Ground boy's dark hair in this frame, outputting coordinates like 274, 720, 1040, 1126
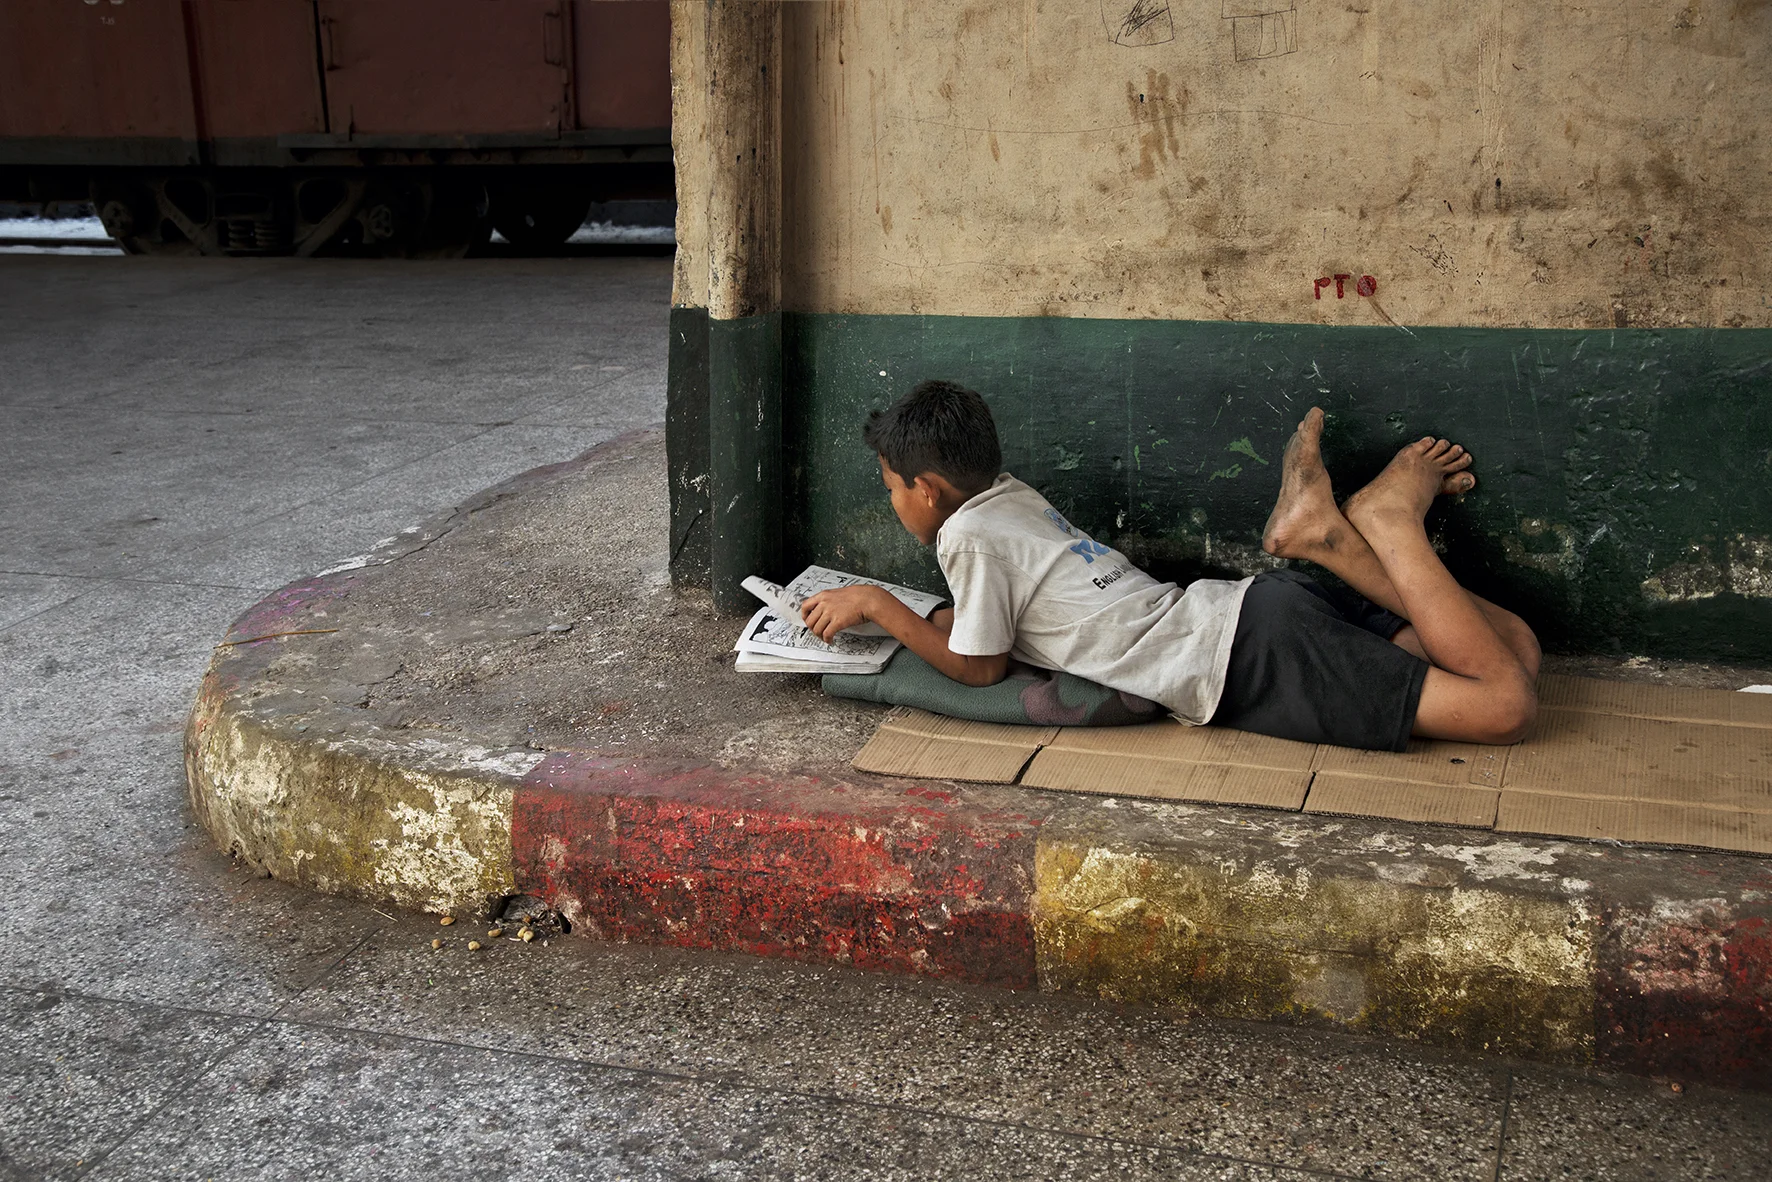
863, 379, 1002, 495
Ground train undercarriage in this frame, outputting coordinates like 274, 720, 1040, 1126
39, 163, 667, 259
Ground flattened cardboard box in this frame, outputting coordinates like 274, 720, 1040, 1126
853, 710, 1056, 784
1023, 720, 1315, 809
849, 676, 1772, 857
1306, 739, 1508, 829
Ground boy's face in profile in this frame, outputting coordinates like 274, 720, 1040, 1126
879, 455, 947, 545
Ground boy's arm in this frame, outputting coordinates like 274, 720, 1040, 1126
800, 587, 1009, 687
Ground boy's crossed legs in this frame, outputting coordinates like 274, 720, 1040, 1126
1260, 408, 1540, 745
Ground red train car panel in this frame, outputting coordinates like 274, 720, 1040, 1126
0, 0, 197, 144
190, 0, 326, 139
315, 0, 569, 136
574, 0, 670, 130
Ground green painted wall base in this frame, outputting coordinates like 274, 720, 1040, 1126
666, 306, 711, 585
669, 310, 1772, 662
708, 311, 784, 613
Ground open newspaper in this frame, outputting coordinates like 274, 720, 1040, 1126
734, 565, 945, 674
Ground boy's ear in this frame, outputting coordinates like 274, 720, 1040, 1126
910, 474, 942, 506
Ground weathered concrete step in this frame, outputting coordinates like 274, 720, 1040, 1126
184, 434, 1772, 1092
188, 684, 1772, 1088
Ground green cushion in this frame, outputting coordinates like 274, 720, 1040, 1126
822, 648, 1163, 726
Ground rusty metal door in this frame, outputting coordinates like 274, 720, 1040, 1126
314, 0, 570, 138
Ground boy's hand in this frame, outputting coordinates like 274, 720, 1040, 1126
800, 585, 886, 643
802, 585, 1006, 686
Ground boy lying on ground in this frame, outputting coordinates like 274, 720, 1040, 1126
799, 380, 1541, 752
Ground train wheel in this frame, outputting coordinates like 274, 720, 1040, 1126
358, 179, 489, 259
489, 182, 591, 249
94, 192, 150, 254
92, 180, 212, 256
414, 180, 492, 258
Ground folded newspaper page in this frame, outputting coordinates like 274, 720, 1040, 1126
734, 565, 946, 673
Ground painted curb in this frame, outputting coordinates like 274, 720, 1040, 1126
184, 451, 1772, 1091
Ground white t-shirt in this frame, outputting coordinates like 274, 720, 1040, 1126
938, 474, 1252, 725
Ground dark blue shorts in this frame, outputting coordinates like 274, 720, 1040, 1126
1208, 569, 1427, 752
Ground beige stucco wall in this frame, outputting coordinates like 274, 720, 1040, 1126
676, 0, 1770, 329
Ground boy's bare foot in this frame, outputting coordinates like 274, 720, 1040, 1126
1262, 411, 1473, 562
1261, 408, 1352, 561
1344, 436, 1476, 532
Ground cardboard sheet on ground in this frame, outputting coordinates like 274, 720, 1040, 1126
852, 674, 1772, 856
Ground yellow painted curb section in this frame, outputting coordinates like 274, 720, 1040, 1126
185, 679, 518, 916
1032, 838, 1595, 1063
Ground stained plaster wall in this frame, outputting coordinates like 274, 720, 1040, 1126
681, 0, 1770, 328
670, 0, 1772, 659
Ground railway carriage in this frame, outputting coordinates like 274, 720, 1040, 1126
0, 0, 672, 255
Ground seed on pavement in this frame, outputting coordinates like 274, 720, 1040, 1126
439, 916, 455, 926
468, 941, 483, 951
520, 928, 536, 943
431, 939, 443, 950
487, 927, 504, 939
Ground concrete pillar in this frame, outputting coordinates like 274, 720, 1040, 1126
704, 0, 782, 612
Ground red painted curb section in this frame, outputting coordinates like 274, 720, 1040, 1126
509, 750, 1772, 1090
1598, 903, 1772, 1090
512, 754, 1041, 989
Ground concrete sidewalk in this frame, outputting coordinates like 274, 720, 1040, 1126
187, 428, 1772, 1092
10, 254, 1772, 1179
